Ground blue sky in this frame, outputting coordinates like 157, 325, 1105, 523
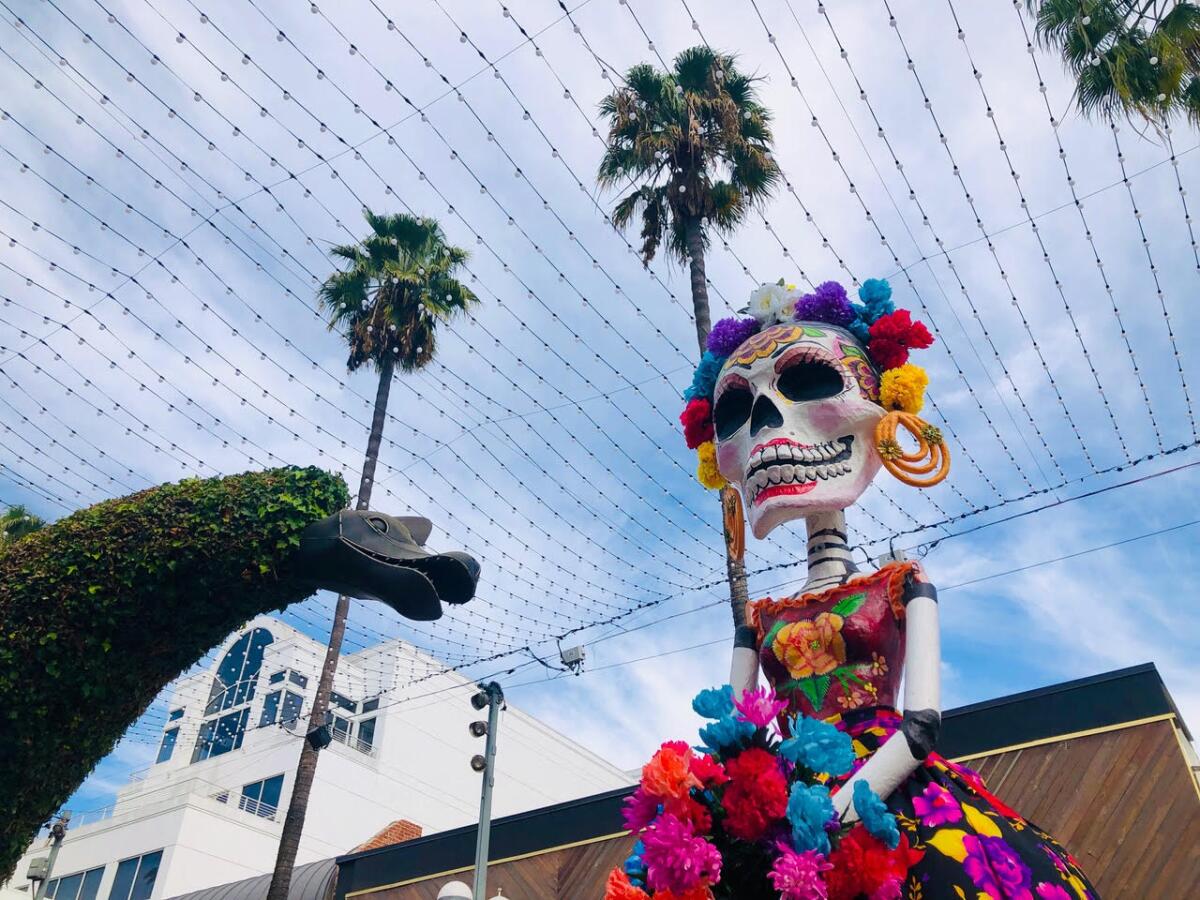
2, 0, 1197, 821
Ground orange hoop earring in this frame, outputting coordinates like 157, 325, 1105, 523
721, 485, 746, 563
875, 411, 951, 487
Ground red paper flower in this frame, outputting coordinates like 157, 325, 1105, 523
867, 310, 933, 371
689, 753, 730, 788
827, 827, 922, 900
680, 397, 715, 449
721, 748, 789, 842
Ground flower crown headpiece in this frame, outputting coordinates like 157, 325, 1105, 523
680, 278, 946, 490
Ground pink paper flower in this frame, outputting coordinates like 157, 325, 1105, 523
912, 782, 962, 827
733, 685, 788, 728
768, 845, 832, 900
641, 813, 722, 895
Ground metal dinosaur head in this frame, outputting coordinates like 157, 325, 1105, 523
294, 510, 480, 621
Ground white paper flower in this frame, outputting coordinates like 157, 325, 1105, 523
748, 281, 793, 325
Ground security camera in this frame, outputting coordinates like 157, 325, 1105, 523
470, 754, 487, 772
469, 720, 488, 738
470, 690, 489, 710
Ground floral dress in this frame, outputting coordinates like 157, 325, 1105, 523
748, 562, 1100, 899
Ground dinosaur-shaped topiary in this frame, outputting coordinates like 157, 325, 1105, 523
0, 466, 478, 877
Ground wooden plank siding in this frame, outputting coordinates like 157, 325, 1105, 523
361, 719, 1198, 900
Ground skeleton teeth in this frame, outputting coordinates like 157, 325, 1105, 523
776, 444, 794, 462
762, 445, 778, 464
817, 465, 829, 480
805, 466, 818, 481
753, 469, 770, 490
767, 465, 782, 484
841, 461, 852, 474
779, 464, 795, 481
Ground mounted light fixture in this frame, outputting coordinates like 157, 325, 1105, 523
470, 754, 487, 772
469, 720, 488, 738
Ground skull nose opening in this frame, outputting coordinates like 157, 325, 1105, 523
750, 394, 784, 436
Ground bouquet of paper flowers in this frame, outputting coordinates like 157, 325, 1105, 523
604, 685, 922, 900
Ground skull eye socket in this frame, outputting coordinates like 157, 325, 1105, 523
777, 359, 844, 402
367, 516, 389, 534
713, 387, 753, 440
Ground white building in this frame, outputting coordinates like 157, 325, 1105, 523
8, 616, 631, 900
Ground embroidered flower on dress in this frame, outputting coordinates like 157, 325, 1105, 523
772, 613, 846, 679
963, 834, 1033, 900
911, 782, 962, 827
837, 685, 872, 710
1034, 884, 1072, 900
869, 652, 888, 676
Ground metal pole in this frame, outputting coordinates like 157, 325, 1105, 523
471, 683, 503, 900
34, 814, 69, 900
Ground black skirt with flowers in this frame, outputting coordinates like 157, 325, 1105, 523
831, 707, 1099, 900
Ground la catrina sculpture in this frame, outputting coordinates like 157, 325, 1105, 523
607, 281, 1098, 900
0, 466, 479, 877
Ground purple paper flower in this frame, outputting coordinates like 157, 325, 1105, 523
768, 845, 831, 900
963, 835, 1033, 900
707, 316, 761, 356
733, 685, 788, 728
912, 782, 962, 827
640, 813, 722, 894
794, 281, 854, 327
621, 786, 660, 833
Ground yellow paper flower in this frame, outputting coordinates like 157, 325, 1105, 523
880, 363, 928, 414
696, 441, 727, 490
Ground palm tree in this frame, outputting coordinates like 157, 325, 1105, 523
266, 210, 477, 900
1025, 1, 1200, 126
597, 46, 779, 627
0, 505, 45, 546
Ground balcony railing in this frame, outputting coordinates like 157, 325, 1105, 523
212, 791, 278, 821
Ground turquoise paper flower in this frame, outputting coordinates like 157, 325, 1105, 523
786, 782, 834, 855
778, 715, 856, 777
698, 714, 755, 753
853, 780, 900, 849
692, 685, 735, 720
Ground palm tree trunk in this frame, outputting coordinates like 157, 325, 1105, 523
684, 217, 750, 629
266, 357, 395, 900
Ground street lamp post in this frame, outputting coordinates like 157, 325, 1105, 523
469, 682, 504, 900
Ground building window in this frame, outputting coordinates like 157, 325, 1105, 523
192, 708, 249, 762
329, 691, 356, 713
328, 714, 352, 745
357, 717, 376, 751
361, 697, 379, 713
268, 670, 285, 685
259, 691, 281, 727
239, 774, 284, 819
287, 671, 308, 689
168, 708, 184, 722
45, 867, 104, 900
155, 728, 178, 764
203, 628, 273, 716
280, 691, 304, 730
107, 851, 162, 900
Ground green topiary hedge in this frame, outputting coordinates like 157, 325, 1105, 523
0, 466, 349, 877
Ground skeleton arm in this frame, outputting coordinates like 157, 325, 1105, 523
730, 625, 760, 698
832, 566, 940, 822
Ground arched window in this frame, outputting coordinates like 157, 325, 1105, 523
192, 627, 273, 763
204, 627, 273, 715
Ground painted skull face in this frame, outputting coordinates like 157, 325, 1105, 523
713, 323, 884, 539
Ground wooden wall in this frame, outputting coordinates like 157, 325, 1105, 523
969, 717, 1199, 897
362, 718, 1199, 899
